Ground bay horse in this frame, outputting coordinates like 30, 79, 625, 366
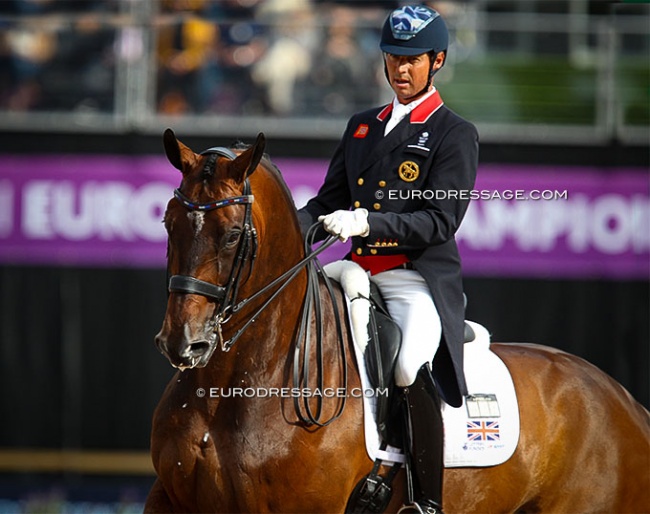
146, 129, 650, 513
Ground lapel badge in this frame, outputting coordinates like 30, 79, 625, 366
418, 131, 429, 145
398, 160, 419, 182
353, 124, 369, 138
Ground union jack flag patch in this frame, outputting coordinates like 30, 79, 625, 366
467, 420, 500, 441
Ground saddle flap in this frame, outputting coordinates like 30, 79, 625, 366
364, 282, 402, 392
364, 282, 403, 446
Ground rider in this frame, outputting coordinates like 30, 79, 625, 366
297, 5, 478, 513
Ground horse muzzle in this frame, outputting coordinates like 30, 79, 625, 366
154, 330, 217, 370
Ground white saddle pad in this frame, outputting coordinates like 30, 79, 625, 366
352, 317, 520, 468
324, 261, 520, 468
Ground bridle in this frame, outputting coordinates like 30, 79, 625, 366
168, 147, 258, 347
167, 146, 346, 426
167, 148, 337, 344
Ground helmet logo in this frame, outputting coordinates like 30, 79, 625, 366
390, 6, 439, 41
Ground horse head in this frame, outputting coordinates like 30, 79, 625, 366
155, 128, 268, 370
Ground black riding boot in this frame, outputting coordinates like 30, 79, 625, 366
399, 363, 444, 514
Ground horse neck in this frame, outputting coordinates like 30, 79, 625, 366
250, 161, 306, 280
217, 163, 307, 373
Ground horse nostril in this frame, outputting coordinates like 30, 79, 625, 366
188, 340, 211, 357
155, 334, 167, 355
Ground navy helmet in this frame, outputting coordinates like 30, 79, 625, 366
380, 5, 448, 57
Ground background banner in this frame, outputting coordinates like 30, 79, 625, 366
0, 156, 647, 279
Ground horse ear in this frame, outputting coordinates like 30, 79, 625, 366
163, 128, 183, 171
163, 128, 197, 174
230, 133, 266, 181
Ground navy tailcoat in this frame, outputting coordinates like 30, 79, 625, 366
298, 91, 479, 407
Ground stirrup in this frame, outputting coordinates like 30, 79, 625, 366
397, 501, 444, 514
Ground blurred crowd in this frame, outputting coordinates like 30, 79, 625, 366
1, 0, 428, 117
1, 1, 647, 124
155, 0, 396, 117
0, 0, 120, 113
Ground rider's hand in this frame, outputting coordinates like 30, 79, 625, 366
318, 208, 369, 243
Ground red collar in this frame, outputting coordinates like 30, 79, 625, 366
411, 90, 444, 123
376, 90, 444, 123
377, 103, 392, 122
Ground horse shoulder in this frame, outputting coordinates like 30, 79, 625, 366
150, 380, 223, 511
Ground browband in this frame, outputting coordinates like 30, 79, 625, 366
173, 187, 254, 212
200, 146, 238, 160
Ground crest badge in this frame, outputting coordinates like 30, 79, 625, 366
353, 124, 369, 138
398, 161, 419, 182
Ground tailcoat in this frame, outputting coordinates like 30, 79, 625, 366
298, 91, 478, 407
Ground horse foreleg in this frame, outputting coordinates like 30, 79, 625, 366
144, 478, 177, 513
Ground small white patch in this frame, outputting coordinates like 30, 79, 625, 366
203, 432, 209, 443
187, 211, 205, 236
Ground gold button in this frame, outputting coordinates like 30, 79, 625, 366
373, 203, 381, 210
357, 178, 364, 186
370, 249, 378, 255
379, 180, 386, 187
353, 201, 360, 208
356, 248, 362, 255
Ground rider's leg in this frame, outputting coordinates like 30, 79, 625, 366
370, 269, 445, 513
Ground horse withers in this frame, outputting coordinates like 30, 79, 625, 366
145, 129, 650, 513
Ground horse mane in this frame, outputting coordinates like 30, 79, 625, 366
230, 140, 297, 218
230, 140, 282, 176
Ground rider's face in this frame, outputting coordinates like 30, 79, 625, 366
384, 51, 443, 104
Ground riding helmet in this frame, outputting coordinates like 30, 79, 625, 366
380, 5, 448, 56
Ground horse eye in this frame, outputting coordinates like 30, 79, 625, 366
224, 230, 241, 248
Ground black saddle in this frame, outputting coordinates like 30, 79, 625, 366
364, 282, 403, 447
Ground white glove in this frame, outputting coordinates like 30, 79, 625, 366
318, 208, 370, 243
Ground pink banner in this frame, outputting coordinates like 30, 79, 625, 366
0, 155, 647, 279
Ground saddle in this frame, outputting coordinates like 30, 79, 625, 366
363, 281, 403, 447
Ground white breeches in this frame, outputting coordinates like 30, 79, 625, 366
370, 269, 442, 387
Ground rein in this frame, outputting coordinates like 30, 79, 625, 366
292, 224, 348, 426
168, 148, 348, 426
